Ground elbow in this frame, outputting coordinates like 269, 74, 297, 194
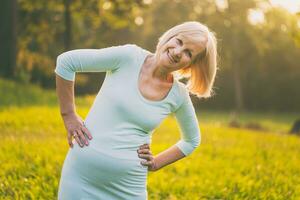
56, 51, 74, 68
176, 131, 201, 157
190, 128, 201, 148
191, 133, 201, 150
55, 54, 64, 71
56, 53, 66, 67
189, 130, 201, 154
54, 53, 75, 81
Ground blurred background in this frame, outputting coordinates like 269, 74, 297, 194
1, 0, 300, 199
1, 0, 300, 112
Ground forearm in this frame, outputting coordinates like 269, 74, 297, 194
154, 145, 186, 171
55, 74, 76, 117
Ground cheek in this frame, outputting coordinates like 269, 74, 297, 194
182, 56, 191, 65
157, 51, 166, 63
162, 51, 171, 63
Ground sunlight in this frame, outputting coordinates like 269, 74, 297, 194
102, 2, 112, 10
248, 9, 265, 25
270, 0, 300, 14
135, 16, 144, 26
215, 0, 228, 11
143, 0, 152, 5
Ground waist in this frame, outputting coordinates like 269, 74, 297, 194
82, 136, 150, 160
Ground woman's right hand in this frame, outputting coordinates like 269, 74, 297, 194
62, 113, 93, 148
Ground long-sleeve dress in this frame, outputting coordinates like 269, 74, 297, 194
54, 44, 201, 200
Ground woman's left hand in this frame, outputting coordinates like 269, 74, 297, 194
137, 144, 158, 172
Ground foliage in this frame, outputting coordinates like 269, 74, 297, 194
2, 0, 300, 110
0, 78, 93, 108
137, 0, 300, 111
15, 0, 148, 88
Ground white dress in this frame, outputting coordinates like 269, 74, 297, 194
54, 44, 201, 200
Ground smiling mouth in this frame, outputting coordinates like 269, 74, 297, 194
167, 50, 176, 63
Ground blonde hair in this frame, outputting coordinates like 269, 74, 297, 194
155, 21, 218, 99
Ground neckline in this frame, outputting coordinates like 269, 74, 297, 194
136, 51, 177, 105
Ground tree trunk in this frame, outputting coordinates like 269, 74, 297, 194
232, 59, 244, 112
64, 0, 72, 50
0, 0, 18, 78
232, 28, 244, 112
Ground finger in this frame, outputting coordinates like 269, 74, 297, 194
140, 143, 149, 149
74, 129, 86, 146
67, 132, 73, 148
77, 129, 88, 146
73, 131, 83, 147
81, 126, 93, 140
74, 134, 82, 147
139, 145, 150, 151
138, 154, 152, 161
140, 143, 148, 147
141, 160, 151, 166
138, 149, 151, 154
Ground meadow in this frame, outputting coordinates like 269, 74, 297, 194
0, 78, 299, 200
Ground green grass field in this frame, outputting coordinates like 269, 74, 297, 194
1, 78, 300, 199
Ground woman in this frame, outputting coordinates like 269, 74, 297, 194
55, 21, 218, 199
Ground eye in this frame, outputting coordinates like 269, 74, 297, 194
176, 38, 183, 45
176, 38, 192, 58
184, 50, 192, 58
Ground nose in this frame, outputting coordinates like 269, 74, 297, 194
173, 47, 183, 60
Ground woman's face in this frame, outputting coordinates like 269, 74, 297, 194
158, 35, 205, 72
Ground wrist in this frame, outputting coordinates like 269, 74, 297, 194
61, 111, 76, 118
61, 112, 78, 124
153, 157, 160, 171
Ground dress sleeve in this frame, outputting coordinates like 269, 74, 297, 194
173, 88, 201, 156
54, 44, 132, 81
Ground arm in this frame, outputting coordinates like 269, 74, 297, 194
56, 74, 75, 117
151, 145, 186, 171
172, 89, 201, 157
55, 44, 131, 81
56, 75, 92, 148
55, 45, 131, 147
138, 89, 201, 171
138, 143, 185, 171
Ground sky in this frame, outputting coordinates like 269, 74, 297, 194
247, 0, 300, 25
270, 0, 300, 14
214, 0, 300, 14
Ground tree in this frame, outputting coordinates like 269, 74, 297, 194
64, 0, 72, 50
0, 0, 18, 78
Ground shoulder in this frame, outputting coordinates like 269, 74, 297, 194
177, 81, 190, 102
112, 43, 147, 61
120, 44, 153, 69
173, 80, 191, 108
120, 43, 139, 50
170, 80, 191, 112
117, 43, 143, 53
125, 44, 152, 57
107, 43, 138, 55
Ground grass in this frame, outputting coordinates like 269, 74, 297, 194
0, 78, 299, 199
0, 78, 94, 109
